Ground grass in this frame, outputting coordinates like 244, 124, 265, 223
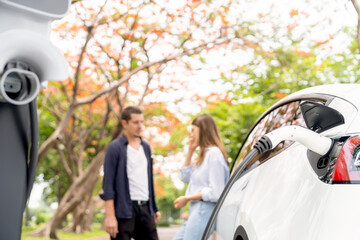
21, 223, 107, 240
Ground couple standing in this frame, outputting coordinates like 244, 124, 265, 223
100, 106, 230, 240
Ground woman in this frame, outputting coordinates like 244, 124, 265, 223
173, 114, 230, 240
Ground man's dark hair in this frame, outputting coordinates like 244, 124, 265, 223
121, 106, 142, 122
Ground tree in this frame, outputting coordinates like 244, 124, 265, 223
31, 0, 259, 238
201, 6, 360, 165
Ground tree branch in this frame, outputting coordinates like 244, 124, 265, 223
38, 106, 75, 162
72, 25, 94, 101
74, 37, 232, 106
73, 0, 108, 100
56, 144, 75, 181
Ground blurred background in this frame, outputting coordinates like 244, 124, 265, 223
23, 0, 360, 238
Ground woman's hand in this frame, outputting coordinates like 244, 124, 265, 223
188, 134, 198, 151
174, 196, 189, 208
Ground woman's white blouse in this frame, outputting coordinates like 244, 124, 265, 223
180, 147, 230, 202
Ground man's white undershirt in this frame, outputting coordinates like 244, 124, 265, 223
127, 145, 149, 201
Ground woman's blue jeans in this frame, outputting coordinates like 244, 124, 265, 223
173, 201, 216, 240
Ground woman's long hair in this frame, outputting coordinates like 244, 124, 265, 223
192, 114, 228, 166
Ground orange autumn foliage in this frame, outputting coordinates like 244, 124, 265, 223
290, 9, 299, 16
292, 50, 313, 58
273, 92, 287, 99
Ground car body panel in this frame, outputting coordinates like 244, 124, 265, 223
287, 84, 360, 108
212, 84, 360, 240
217, 143, 360, 240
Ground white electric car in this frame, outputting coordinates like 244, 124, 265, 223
203, 84, 360, 240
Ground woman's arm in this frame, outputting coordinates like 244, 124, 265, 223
201, 149, 229, 202
174, 192, 202, 208
183, 147, 195, 167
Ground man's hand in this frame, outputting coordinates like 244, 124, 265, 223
154, 211, 161, 223
174, 196, 189, 208
105, 215, 118, 238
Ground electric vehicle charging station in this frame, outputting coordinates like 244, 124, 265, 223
0, 0, 70, 238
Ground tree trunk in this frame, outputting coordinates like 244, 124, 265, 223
27, 151, 105, 239
72, 200, 88, 233
82, 197, 97, 232
63, 191, 97, 233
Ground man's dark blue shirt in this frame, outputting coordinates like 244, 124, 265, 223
100, 134, 158, 218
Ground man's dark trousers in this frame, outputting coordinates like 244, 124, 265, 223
111, 201, 158, 240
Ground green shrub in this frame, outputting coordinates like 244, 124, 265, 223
94, 213, 104, 223
157, 221, 170, 227
35, 212, 51, 225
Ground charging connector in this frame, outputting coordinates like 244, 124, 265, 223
0, 61, 40, 105
263, 125, 333, 156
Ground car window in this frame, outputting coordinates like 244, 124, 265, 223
232, 101, 307, 174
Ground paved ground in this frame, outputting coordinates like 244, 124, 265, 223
89, 225, 181, 240
157, 226, 181, 240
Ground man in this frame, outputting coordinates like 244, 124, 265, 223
100, 106, 161, 240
